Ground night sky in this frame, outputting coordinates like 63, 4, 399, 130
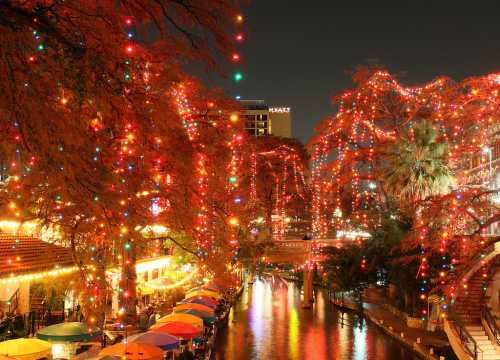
217, 1, 500, 143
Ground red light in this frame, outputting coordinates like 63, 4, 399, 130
126, 45, 133, 53
235, 33, 244, 42
28, 56, 35, 62
125, 18, 132, 25
232, 53, 240, 61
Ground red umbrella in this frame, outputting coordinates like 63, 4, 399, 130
151, 322, 202, 340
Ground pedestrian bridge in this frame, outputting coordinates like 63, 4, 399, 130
263, 238, 344, 264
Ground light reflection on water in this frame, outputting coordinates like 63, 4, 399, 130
215, 277, 418, 360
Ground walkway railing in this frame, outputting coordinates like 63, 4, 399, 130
446, 242, 500, 360
448, 311, 482, 360
482, 305, 500, 347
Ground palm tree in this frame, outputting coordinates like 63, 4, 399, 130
379, 120, 455, 209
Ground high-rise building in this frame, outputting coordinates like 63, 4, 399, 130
239, 100, 292, 138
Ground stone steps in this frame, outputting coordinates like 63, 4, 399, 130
465, 324, 500, 359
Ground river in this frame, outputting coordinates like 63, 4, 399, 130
214, 276, 419, 360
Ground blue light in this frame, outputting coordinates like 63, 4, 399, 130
235, 95, 241, 100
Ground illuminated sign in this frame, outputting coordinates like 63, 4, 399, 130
269, 107, 291, 113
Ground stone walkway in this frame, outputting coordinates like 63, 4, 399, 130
330, 295, 452, 360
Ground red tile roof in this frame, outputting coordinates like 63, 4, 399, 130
0, 234, 74, 278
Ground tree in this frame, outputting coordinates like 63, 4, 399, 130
241, 136, 309, 240
311, 68, 499, 317
379, 120, 455, 212
0, 0, 244, 327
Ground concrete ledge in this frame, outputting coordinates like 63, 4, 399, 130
363, 308, 442, 360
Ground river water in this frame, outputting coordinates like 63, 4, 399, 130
214, 276, 419, 360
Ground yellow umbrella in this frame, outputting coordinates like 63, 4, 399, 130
153, 313, 203, 329
174, 303, 214, 315
185, 290, 221, 300
0, 339, 51, 360
0, 354, 15, 360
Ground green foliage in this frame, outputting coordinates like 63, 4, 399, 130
380, 120, 455, 208
323, 244, 374, 295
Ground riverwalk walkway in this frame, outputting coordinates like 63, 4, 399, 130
331, 296, 451, 360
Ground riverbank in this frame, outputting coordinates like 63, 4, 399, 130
330, 297, 453, 360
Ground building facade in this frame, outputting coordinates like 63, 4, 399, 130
239, 100, 292, 138
458, 123, 500, 236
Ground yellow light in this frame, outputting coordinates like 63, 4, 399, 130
8, 202, 16, 209
0, 266, 78, 284
230, 114, 239, 123
236, 14, 243, 23
60, 97, 68, 105
120, 226, 128, 234
229, 217, 239, 226
135, 256, 171, 274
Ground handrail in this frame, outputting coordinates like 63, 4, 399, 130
482, 305, 500, 347
7, 288, 19, 314
449, 311, 482, 360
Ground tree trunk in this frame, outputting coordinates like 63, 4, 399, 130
120, 242, 137, 327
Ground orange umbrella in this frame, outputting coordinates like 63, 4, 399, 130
174, 303, 214, 315
99, 342, 163, 360
151, 322, 202, 340
153, 313, 203, 329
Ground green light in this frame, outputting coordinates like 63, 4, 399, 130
124, 242, 132, 250
234, 72, 243, 82
37, 44, 45, 51
229, 176, 238, 184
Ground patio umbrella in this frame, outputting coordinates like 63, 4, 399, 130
154, 313, 203, 329
127, 331, 180, 351
151, 322, 201, 340
0, 338, 51, 360
183, 295, 218, 307
99, 342, 163, 360
181, 296, 217, 309
175, 309, 215, 324
0, 355, 15, 360
37, 322, 101, 342
174, 303, 214, 315
204, 283, 227, 291
185, 289, 221, 300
